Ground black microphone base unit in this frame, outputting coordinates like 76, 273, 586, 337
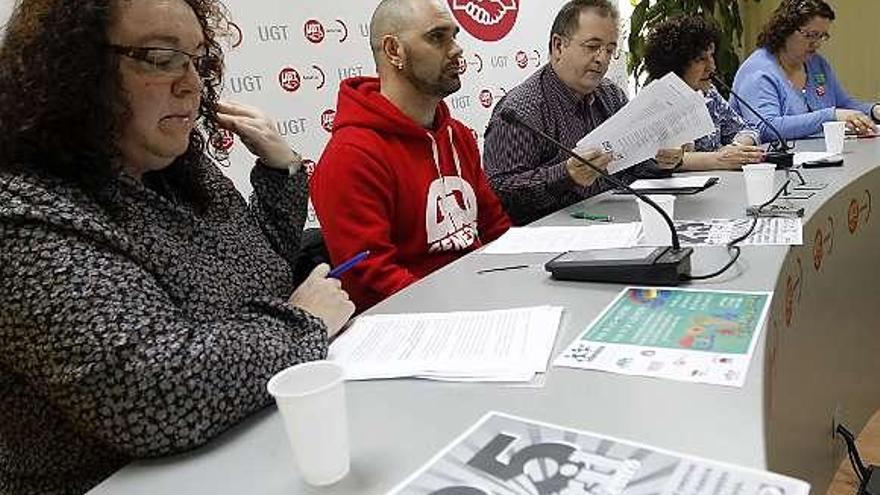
545, 247, 693, 286
763, 151, 794, 170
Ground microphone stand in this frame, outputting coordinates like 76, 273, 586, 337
500, 108, 693, 285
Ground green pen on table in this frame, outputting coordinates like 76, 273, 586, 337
570, 210, 614, 222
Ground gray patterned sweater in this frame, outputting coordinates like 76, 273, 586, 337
0, 160, 328, 494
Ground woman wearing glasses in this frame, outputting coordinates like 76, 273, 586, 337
0, 0, 354, 493
731, 0, 879, 141
644, 16, 765, 170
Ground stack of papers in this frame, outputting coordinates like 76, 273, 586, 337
482, 224, 642, 254
328, 306, 563, 382
575, 73, 716, 174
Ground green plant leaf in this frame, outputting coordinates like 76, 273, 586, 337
626, 0, 761, 91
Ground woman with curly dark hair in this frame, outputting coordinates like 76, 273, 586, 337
645, 15, 764, 171
0, 0, 354, 493
731, 0, 879, 141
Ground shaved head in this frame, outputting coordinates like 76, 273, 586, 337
369, 0, 463, 103
369, 0, 418, 56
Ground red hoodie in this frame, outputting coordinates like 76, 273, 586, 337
312, 77, 511, 310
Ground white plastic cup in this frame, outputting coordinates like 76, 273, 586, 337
637, 195, 676, 246
824, 121, 846, 154
267, 360, 349, 486
742, 163, 777, 206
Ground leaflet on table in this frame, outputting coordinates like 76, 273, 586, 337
388, 411, 810, 495
328, 306, 563, 382
554, 287, 772, 387
668, 218, 803, 246
574, 73, 716, 174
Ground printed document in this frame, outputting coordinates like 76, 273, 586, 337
575, 73, 716, 174
555, 287, 772, 387
389, 412, 810, 495
329, 306, 563, 382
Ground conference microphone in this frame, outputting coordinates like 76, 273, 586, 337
711, 74, 794, 170
499, 108, 693, 286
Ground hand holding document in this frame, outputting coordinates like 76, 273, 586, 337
328, 306, 563, 382
575, 73, 716, 174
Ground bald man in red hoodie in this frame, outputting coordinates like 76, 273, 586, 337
312, 0, 511, 311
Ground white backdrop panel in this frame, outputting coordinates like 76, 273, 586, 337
216, 0, 633, 222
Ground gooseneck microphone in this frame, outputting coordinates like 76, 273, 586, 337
499, 108, 693, 285
711, 74, 794, 169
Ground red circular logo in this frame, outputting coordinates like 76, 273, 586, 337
321, 109, 336, 133
279, 68, 302, 92
211, 129, 235, 152
784, 275, 795, 327
515, 50, 529, 69
812, 229, 824, 271
479, 89, 493, 108
448, 0, 519, 42
304, 20, 325, 44
848, 199, 860, 233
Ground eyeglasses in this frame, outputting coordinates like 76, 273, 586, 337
108, 44, 220, 78
797, 29, 831, 42
564, 36, 621, 60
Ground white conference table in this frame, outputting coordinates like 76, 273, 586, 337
90, 137, 880, 494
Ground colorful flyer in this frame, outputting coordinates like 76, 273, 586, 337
388, 411, 809, 495
554, 287, 772, 387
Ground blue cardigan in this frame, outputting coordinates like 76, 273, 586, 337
730, 47, 877, 141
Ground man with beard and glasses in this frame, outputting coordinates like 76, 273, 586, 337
483, 0, 682, 226
311, 0, 510, 311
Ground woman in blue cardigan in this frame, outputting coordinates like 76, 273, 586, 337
731, 0, 879, 141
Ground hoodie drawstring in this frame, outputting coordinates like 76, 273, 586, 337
427, 133, 456, 233
447, 126, 463, 178
428, 129, 467, 235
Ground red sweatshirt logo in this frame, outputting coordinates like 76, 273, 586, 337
448, 0, 519, 42
426, 177, 478, 252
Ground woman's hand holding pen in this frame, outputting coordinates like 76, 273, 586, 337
290, 264, 355, 337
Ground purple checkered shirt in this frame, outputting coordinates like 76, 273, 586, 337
483, 64, 666, 225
